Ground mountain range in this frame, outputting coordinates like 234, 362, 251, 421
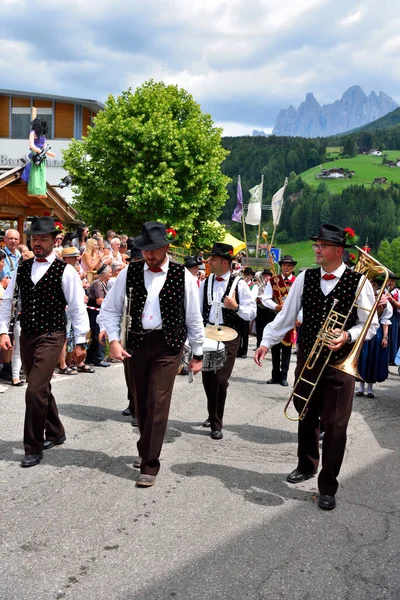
268, 86, 398, 138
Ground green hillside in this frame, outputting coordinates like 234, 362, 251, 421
278, 240, 316, 269
300, 151, 400, 192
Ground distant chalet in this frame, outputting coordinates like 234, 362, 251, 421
358, 148, 383, 156
373, 177, 388, 184
316, 168, 355, 180
383, 158, 400, 168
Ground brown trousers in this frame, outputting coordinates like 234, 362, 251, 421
20, 331, 66, 455
293, 349, 355, 496
125, 331, 183, 476
202, 335, 240, 431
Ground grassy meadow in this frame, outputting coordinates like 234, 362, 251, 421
301, 151, 400, 192
278, 240, 316, 270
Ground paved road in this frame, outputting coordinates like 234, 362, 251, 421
1, 340, 399, 600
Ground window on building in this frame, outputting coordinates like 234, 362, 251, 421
11, 107, 53, 139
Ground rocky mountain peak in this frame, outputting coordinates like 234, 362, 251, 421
271, 86, 398, 137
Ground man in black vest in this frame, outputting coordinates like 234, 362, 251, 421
0, 217, 89, 467
200, 243, 257, 439
261, 255, 297, 386
99, 222, 205, 487
254, 224, 378, 510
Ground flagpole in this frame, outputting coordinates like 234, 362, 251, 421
270, 176, 287, 248
255, 174, 264, 258
239, 175, 248, 255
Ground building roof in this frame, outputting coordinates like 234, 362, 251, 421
0, 165, 77, 223
0, 88, 104, 114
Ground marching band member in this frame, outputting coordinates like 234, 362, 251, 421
255, 268, 273, 348
356, 280, 392, 398
200, 243, 256, 439
0, 217, 89, 467
386, 273, 400, 365
98, 222, 204, 487
255, 224, 378, 510
237, 266, 258, 358
261, 255, 297, 386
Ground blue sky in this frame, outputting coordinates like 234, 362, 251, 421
1, 0, 400, 135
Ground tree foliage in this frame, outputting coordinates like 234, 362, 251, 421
63, 81, 230, 245
378, 237, 400, 276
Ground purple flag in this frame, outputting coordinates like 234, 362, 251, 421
232, 179, 243, 222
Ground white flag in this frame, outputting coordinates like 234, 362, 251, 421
271, 179, 288, 226
245, 183, 262, 225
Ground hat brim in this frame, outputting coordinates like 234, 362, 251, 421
309, 235, 352, 248
210, 252, 233, 259
24, 227, 57, 235
133, 235, 169, 250
279, 260, 297, 266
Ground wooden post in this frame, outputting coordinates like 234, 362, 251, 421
255, 174, 264, 258
239, 175, 248, 256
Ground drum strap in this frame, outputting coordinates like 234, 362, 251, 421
207, 274, 241, 326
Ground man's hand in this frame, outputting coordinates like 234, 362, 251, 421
254, 345, 269, 366
1, 277, 10, 289
275, 304, 282, 312
98, 330, 108, 345
0, 333, 13, 351
188, 358, 203, 375
73, 344, 87, 364
327, 329, 348, 351
109, 340, 131, 361
224, 296, 238, 311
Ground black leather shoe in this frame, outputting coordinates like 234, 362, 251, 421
43, 435, 66, 450
267, 379, 279, 384
210, 430, 223, 440
122, 407, 131, 416
287, 468, 316, 483
202, 418, 211, 428
318, 494, 336, 510
280, 380, 289, 386
21, 453, 43, 468
131, 417, 138, 427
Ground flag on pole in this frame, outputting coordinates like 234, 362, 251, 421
271, 178, 288, 226
231, 178, 243, 222
245, 183, 262, 225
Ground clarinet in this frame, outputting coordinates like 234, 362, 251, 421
120, 287, 133, 350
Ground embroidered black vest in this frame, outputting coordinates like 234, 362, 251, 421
299, 267, 362, 363
202, 274, 241, 333
125, 261, 187, 351
19, 258, 67, 334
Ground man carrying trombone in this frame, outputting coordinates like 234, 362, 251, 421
254, 224, 378, 510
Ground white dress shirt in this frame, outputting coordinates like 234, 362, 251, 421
98, 257, 205, 355
0, 253, 89, 344
261, 263, 379, 349
199, 272, 257, 323
261, 275, 295, 310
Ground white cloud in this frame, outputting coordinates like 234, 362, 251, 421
339, 9, 365, 27
215, 122, 273, 136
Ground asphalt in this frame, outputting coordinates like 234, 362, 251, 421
1, 340, 399, 600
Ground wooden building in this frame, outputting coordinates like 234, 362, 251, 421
0, 165, 77, 238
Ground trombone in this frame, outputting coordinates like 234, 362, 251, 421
284, 247, 389, 421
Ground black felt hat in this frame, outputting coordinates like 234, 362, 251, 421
243, 267, 255, 275
24, 216, 57, 235
261, 268, 273, 276
133, 222, 169, 251
279, 254, 297, 266
210, 242, 234, 260
343, 250, 356, 266
185, 258, 200, 269
127, 245, 143, 260
309, 223, 352, 247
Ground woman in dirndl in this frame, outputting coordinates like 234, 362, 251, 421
21, 118, 55, 196
356, 281, 393, 398
386, 274, 400, 365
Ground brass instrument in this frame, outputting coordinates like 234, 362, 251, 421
120, 287, 133, 350
284, 247, 389, 421
262, 230, 287, 308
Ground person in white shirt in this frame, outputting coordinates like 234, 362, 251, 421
254, 223, 378, 511
99, 222, 204, 488
200, 243, 257, 439
0, 217, 89, 468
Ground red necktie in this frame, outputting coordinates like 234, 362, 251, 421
215, 276, 224, 282
35, 258, 48, 263
149, 267, 163, 273
322, 273, 336, 281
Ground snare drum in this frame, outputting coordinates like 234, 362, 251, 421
182, 337, 227, 373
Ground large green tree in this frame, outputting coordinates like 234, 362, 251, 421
63, 81, 230, 245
